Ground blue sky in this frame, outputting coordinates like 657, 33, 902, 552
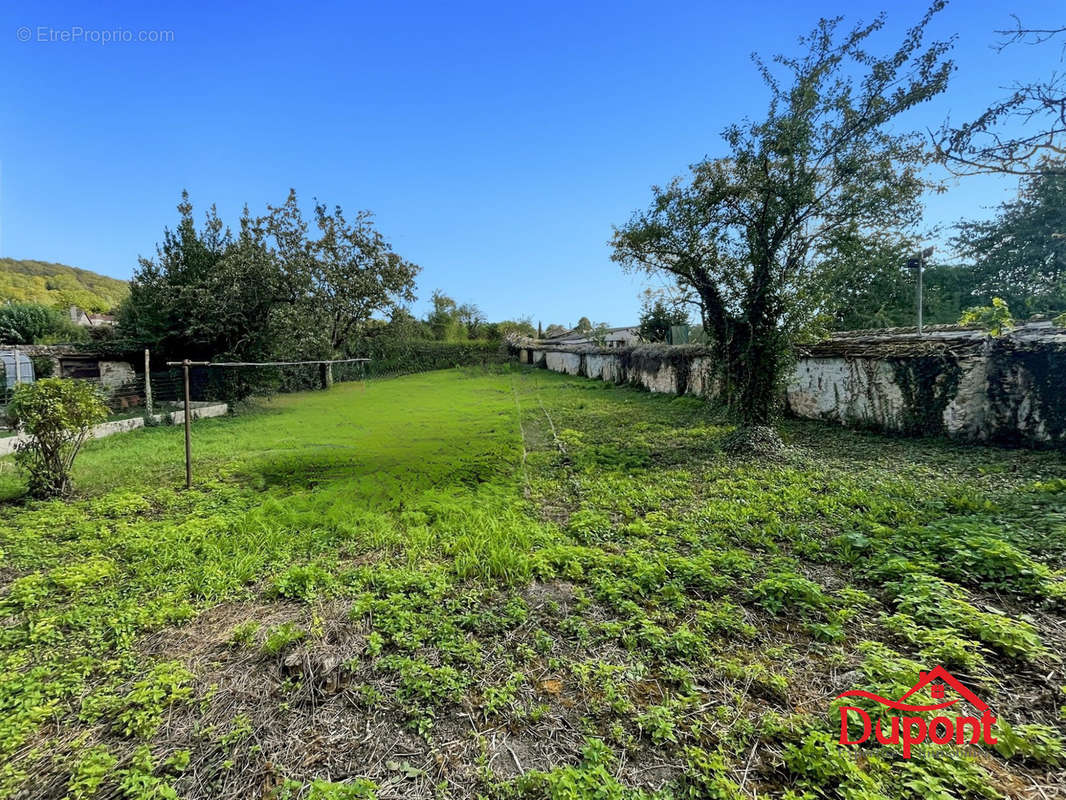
1, 1, 1061, 328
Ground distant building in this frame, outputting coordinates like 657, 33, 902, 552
69, 306, 117, 327
545, 325, 641, 348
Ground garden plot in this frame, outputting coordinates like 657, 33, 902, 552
0, 367, 1064, 799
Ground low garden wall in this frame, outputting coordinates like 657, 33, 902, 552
517, 322, 1066, 447
0, 401, 228, 457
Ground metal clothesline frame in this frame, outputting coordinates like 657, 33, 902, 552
165, 357, 371, 489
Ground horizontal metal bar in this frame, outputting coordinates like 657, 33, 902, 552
165, 358, 370, 367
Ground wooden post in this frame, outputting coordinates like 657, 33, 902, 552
182, 360, 192, 489
13, 345, 20, 386
144, 349, 153, 415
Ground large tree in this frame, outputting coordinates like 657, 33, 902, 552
456, 302, 487, 339
120, 193, 287, 363
951, 163, 1066, 316
611, 6, 952, 430
426, 290, 467, 341
314, 197, 418, 354
259, 191, 420, 357
814, 233, 978, 331
122, 190, 420, 370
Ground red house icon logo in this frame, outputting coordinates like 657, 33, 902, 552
835, 665, 997, 758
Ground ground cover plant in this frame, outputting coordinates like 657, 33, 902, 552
0, 366, 1064, 799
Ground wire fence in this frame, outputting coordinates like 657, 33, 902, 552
0, 341, 506, 433
163, 357, 371, 488
0, 346, 502, 485
0, 356, 371, 411
165, 359, 370, 404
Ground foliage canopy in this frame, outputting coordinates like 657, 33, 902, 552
613, 5, 953, 425
0, 258, 128, 313
0, 302, 86, 345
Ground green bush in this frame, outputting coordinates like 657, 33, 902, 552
6, 377, 108, 498
959, 297, 1014, 337
349, 339, 507, 379
29, 356, 55, 379
0, 301, 86, 345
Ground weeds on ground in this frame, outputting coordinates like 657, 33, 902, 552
0, 368, 1064, 798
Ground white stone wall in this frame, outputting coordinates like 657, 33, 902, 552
585, 355, 624, 383
524, 342, 1066, 445
942, 359, 988, 439
641, 362, 677, 394
544, 351, 582, 376
685, 357, 717, 398
786, 357, 906, 429
99, 361, 136, 389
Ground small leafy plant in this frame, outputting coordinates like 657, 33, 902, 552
959, 296, 1014, 337
262, 622, 306, 655
7, 377, 107, 497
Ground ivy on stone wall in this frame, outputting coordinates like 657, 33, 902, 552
987, 343, 1066, 447
889, 354, 963, 436
617, 346, 707, 396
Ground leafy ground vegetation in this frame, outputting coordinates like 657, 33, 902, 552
0, 367, 1064, 799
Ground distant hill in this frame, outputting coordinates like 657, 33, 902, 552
0, 258, 129, 313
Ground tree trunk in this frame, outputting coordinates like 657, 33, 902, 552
698, 277, 785, 426
737, 260, 784, 426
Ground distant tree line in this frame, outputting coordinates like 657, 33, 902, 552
371, 289, 535, 344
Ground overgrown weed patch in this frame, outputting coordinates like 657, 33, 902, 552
0, 368, 1064, 798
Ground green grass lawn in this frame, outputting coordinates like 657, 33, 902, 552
1, 366, 1064, 800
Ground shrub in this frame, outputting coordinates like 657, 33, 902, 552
0, 301, 85, 344
959, 297, 1014, 337
748, 570, 827, 616
356, 339, 507, 378
270, 563, 337, 602
7, 377, 108, 498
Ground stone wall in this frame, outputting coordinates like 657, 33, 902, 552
99, 361, 136, 389
516, 322, 1066, 447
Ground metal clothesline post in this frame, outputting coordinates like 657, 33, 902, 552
182, 360, 192, 489
165, 357, 370, 489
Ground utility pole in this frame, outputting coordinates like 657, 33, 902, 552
906, 246, 934, 336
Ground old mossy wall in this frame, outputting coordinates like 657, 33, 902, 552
516, 327, 1066, 447
889, 355, 964, 437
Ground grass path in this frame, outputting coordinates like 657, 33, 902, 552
0, 367, 1064, 799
